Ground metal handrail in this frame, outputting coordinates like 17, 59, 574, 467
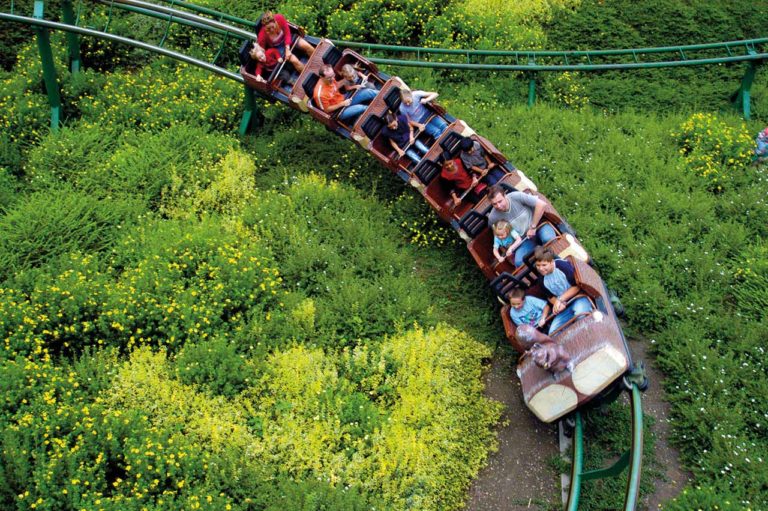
133, 0, 768, 68
92, 0, 255, 40
362, 53, 768, 72
564, 384, 644, 511
0, 12, 243, 81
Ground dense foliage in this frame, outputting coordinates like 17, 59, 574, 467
1, 0, 767, 510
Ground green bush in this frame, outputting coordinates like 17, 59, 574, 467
0, 167, 19, 213
24, 121, 125, 190
242, 174, 434, 348
174, 336, 264, 397
0, 186, 141, 279
731, 242, 768, 322
544, 0, 768, 115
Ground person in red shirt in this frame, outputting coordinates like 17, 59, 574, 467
441, 158, 486, 206
257, 11, 314, 73
248, 46, 286, 83
312, 65, 377, 125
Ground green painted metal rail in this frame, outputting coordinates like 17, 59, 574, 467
127, 0, 765, 116
140, 0, 767, 71
0, 12, 242, 80
565, 384, 644, 511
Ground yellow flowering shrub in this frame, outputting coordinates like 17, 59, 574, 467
673, 112, 755, 191
192, 150, 258, 216
546, 71, 590, 110
239, 324, 501, 510
77, 62, 242, 132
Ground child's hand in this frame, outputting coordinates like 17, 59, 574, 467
496, 255, 505, 263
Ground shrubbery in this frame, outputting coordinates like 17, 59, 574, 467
0, 186, 141, 279
673, 112, 755, 191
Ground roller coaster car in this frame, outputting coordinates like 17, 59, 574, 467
288, 39, 342, 112
493, 258, 631, 423
358, 78, 414, 165
467, 223, 589, 281
413, 121, 487, 223
242, 22, 307, 95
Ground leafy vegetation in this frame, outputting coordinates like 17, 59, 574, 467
0, 0, 767, 510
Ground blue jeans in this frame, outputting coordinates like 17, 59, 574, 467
419, 113, 448, 140
549, 296, 592, 334
338, 88, 378, 124
514, 223, 558, 267
757, 138, 768, 158
483, 167, 506, 186
405, 139, 430, 164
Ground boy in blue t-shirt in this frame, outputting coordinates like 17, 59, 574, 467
492, 220, 524, 264
532, 247, 593, 334
507, 288, 549, 328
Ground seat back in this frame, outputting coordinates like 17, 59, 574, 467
490, 272, 523, 301
414, 159, 441, 186
323, 45, 343, 67
384, 88, 402, 112
362, 115, 385, 140
458, 209, 490, 239
439, 131, 464, 156
302, 74, 320, 99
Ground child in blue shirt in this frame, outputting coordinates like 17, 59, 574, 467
507, 288, 549, 328
492, 220, 524, 264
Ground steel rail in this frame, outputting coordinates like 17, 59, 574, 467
564, 384, 644, 511
92, 0, 255, 40
363, 53, 768, 71
143, 0, 767, 66
136, 0, 768, 68
0, 12, 243, 81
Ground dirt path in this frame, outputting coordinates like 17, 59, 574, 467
626, 337, 691, 509
466, 351, 560, 511
466, 336, 690, 511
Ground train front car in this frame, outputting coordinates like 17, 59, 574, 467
240, 30, 635, 425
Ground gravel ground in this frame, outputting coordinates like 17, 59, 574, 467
466, 336, 690, 511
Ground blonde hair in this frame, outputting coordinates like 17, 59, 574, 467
341, 64, 356, 79
492, 220, 511, 237
261, 11, 275, 25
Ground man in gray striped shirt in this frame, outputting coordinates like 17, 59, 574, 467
487, 184, 557, 266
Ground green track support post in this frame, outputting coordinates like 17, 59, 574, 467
239, 85, 257, 136
527, 73, 537, 107
733, 52, 762, 121
61, 0, 81, 73
32, 0, 61, 131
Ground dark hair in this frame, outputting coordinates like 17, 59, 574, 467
508, 288, 526, 300
533, 246, 555, 263
385, 112, 397, 125
460, 137, 474, 151
487, 184, 505, 199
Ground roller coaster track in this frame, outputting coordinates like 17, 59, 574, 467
2, 1, 670, 509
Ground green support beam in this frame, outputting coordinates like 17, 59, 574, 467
527, 74, 536, 107
239, 85, 257, 136
32, 0, 61, 131
61, 0, 80, 73
733, 56, 762, 121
